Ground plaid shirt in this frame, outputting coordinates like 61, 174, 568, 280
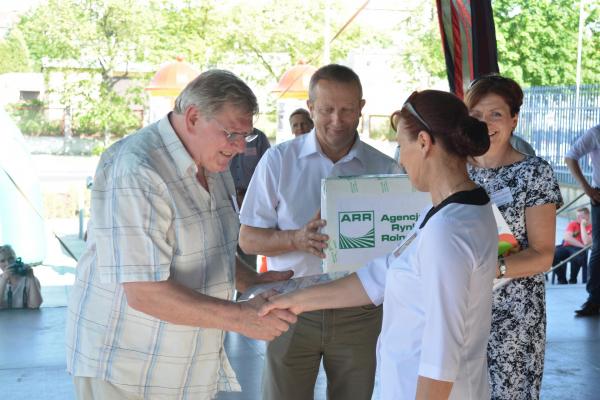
66, 115, 241, 399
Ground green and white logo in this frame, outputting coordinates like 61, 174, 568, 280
338, 211, 375, 249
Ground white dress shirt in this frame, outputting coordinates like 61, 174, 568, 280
566, 124, 600, 187
240, 130, 400, 276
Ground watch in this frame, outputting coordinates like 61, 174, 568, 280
498, 255, 507, 278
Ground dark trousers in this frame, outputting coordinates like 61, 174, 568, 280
553, 245, 588, 283
587, 201, 600, 304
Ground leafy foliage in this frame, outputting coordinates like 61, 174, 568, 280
393, 2, 446, 87
4, 0, 598, 139
493, 0, 600, 86
0, 28, 32, 73
74, 84, 144, 138
19, 0, 156, 88
6, 99, 61, 136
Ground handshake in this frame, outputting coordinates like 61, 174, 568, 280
234, 268, 329, 342
237, 288, 303, 341
234, 269, 347, 341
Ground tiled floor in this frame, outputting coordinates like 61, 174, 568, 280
1, 282, 599, 400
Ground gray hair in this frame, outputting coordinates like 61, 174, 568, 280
174, 69, 259, 118
0, 245, 16, 264
308, 64, 362, 102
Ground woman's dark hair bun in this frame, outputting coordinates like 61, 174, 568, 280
394, 90, 490, 159
458, 116, 489, 157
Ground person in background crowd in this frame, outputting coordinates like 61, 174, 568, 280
289, 107, 314, 136
465, 74, 563, 400
0, 244, 43, 309
230, 127, 270, 268
565, 123, 600, 316
552, 207, 592, 284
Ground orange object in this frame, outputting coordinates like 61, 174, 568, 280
145, 55, 200, 97
259, 255, 268, 273
272, 60, 317, 99
498, 233, 518, 248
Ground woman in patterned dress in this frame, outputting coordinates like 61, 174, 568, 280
465, 75, 563, 399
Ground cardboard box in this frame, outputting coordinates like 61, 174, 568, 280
321, 174, 430, 273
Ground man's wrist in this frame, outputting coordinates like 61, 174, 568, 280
230, 302, 245, 333
288, 229, 299, 251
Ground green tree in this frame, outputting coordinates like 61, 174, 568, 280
217, 0, 394, 84
75, 83, 143, 141
146, 1, 221, 68
493, 0, 600, 86
19, 0, 157, 89
17, 0, 156, 138
0, 27, 32, 73
393, 2, 446, 87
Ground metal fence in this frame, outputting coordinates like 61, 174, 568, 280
517, 84, 600, 186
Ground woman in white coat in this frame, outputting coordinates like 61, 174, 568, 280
259, 90, 498, 400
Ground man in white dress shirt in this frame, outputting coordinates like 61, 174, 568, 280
566, 123, 600, 316
239, 64, 400, 400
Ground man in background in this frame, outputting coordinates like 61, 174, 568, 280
552, 207, 592, 284
289, 107, 314, 136
230, 127, 270, 268
566, 123, 600, 316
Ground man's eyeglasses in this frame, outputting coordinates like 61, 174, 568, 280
212, 118, 258, 143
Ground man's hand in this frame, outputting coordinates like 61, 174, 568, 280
292, 211, 328, 258
236, 254, 294, 293
258, 291, 305, 317
237, 290, 297, 341
255, 270, 294, 284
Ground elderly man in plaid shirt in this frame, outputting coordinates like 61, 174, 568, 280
66, 70, 296, 399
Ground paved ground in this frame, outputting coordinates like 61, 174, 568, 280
7, 216, 595, 400
2, 155, 596, 399
0, 273, 598, 399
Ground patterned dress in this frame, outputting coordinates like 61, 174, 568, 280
468, 156, 563, 400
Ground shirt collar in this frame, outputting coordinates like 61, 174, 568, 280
158, 113, 197, 178
298, 129, 366, 167
419, 186, 490, 229
298, 129, 320, 159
